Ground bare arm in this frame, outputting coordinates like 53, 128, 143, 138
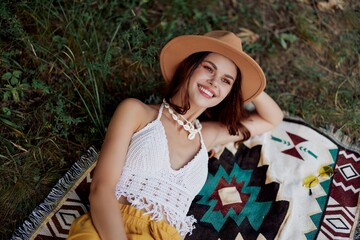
203, 92, 283, 148
89, 98, 146, 240
241, 91, 284, 137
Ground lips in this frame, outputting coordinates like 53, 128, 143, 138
198, 84, 216, 98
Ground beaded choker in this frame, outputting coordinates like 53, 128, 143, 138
162, 99, 202, 140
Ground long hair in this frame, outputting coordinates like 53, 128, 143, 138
164, 52, 209, 114
164, 51, 251, 140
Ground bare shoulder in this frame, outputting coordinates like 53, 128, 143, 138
115, 98, 154, 115
117, 98, 147, 111
113, 98, 159, 130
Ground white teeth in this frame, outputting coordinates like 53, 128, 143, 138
199, 86, 214, 97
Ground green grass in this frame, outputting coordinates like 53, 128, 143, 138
1, 0, 359, 238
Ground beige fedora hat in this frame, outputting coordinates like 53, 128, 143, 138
160, 30, 266, 102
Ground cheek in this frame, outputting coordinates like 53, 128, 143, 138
192, 66, 211, 79
221, 85, 233, 98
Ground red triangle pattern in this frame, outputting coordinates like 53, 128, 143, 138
281, 132, 308, 160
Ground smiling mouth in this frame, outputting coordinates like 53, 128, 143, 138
198, 85, 215, 98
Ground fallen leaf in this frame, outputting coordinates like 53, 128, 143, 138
237, 28, 259, 44
297, 0, 311, 4
317, 0, 345, 12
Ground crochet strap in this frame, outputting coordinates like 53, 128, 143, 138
157, 103, 165, 120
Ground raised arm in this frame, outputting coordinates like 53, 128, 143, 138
89, 98, 146, 240
203, 91, 283, 148
241, 91, 284, 137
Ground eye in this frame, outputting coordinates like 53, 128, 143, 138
203, 65, 214, 73
221, 78, 231, 85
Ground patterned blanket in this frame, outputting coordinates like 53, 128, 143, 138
12, 118, 360, 240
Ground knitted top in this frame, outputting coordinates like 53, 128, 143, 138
115, 103, 208, 236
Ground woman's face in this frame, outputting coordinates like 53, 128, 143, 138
187, 52, 237, 108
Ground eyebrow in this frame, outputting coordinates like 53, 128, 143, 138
204, 60, 235, 81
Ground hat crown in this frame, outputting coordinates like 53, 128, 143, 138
205, 30, 243, 52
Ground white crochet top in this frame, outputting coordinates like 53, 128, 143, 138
115, 103, 208, 236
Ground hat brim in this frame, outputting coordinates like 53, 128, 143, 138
160, 35, 266, 102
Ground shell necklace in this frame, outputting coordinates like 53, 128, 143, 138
163, 99, 202, 140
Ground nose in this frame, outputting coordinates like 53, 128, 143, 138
207, 77, 218, 87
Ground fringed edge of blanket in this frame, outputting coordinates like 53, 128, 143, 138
11, 146, 98, 240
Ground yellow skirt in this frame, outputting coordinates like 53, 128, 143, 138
67, 203, 181, 240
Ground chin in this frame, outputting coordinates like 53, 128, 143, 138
195, 97, 222, 109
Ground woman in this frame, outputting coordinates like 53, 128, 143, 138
68, 30, 283, 240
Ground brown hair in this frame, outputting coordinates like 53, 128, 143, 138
164, 52, 251, 141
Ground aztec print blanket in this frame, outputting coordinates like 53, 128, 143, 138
12, 118, 360, 240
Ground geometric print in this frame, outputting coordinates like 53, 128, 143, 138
334, 149, 360, 193
271, 131, 318, 161
333, 148, 360, 208
319, 197, 357, 239
185, 120, 359, 240
318, 148, 360, 239
186, 144, 290, 240
281, 132, 309, 160
11, 119, 360, 240
339, 163, 359, 182
35, 192, 89, 239
33, 164, 94, 240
